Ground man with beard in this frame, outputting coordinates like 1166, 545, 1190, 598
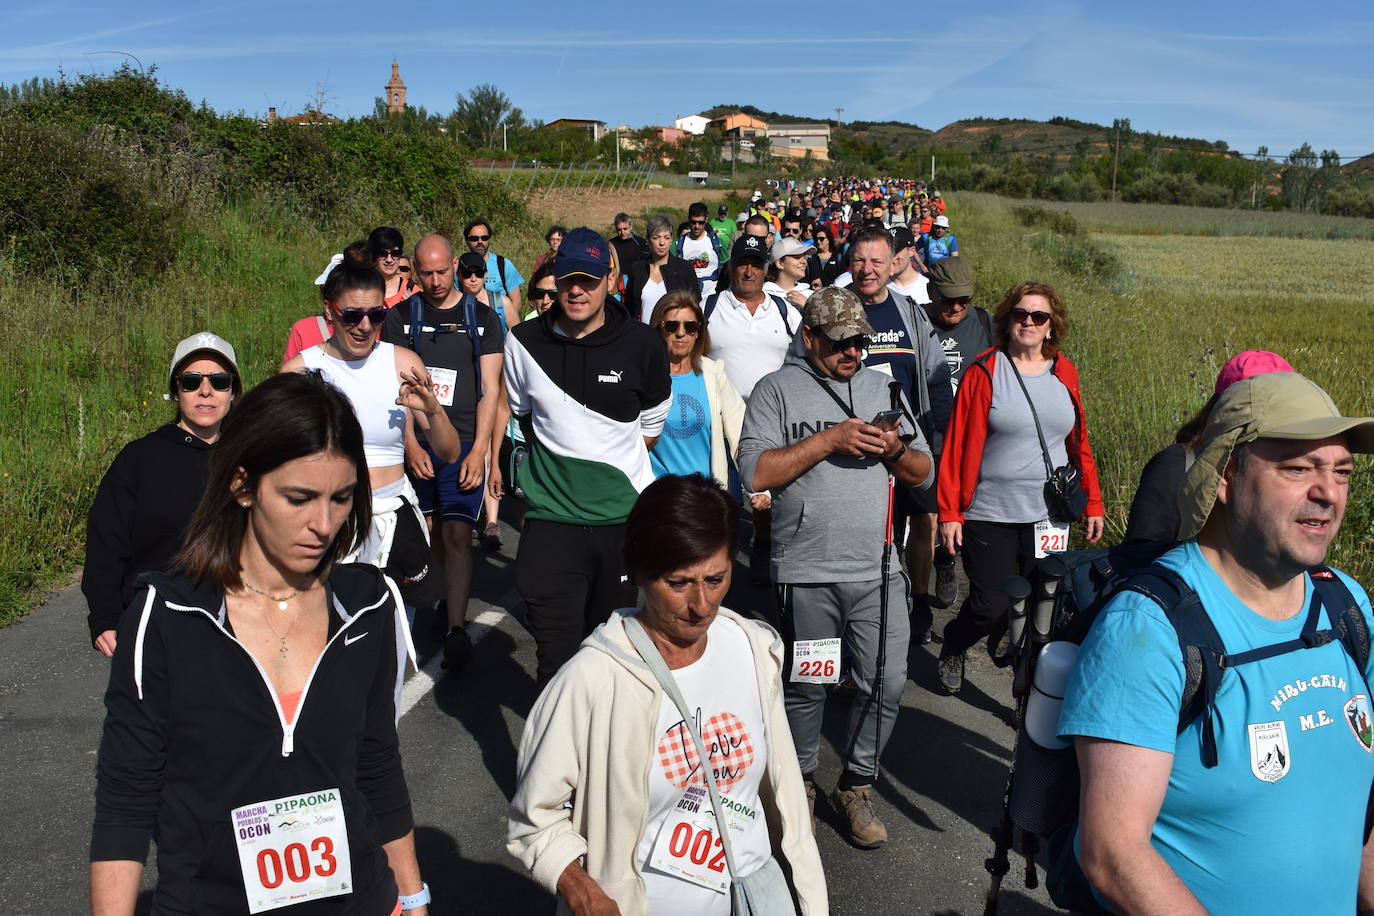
739, 287, 932, 850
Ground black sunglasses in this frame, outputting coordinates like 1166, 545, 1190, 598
824, 334, 869, 352
376, 247, 403, 259
689, 219, 707, 226
466, 233, 490, 242
1010, 307, 1052, 326
661, 320, 700, 335
334, 305, 388, 326
398, 265, 412, 273
177, 371, 234, 392
459, 267, 486, 279
531, 287, 558, 299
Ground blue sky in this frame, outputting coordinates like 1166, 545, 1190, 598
4, 0, 1372, 159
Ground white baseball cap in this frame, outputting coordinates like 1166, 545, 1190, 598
770, 237, 816, 262
167, 332, 241, 399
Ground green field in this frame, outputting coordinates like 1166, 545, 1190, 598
1020, 197, 1374, 239
1, 188, 1372, 622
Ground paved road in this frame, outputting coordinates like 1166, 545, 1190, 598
0, 516, 1057, 915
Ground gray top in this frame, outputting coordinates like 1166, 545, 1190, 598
738, 339, 932, 584
965, 351, 1075, 524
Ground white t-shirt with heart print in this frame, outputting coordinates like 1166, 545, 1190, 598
634, 615, 771, 914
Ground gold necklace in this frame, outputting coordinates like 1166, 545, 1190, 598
254, 597, 304, 663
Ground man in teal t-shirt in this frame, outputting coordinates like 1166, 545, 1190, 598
1060, 371, 1374, 915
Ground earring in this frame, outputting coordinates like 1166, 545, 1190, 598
238, 500, 251, 509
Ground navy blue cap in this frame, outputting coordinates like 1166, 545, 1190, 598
554, 227, 612, 280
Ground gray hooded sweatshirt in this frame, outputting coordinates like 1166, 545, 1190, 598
738, 337, 932, 584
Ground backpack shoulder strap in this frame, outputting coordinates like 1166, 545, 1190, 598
314, 315, 329, 341
1122, 566, 1227, 766
495, 254, 508, 292
768, 294, 794, 334
409, 295, 423, 355
462, 293, 484, 401
703, 292, 721, 322
977, 306, 992, 340
1312, 566, 1371, 674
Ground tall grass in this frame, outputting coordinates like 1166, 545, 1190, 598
1013, 196, 1374, 239
954, 192, 1374, 580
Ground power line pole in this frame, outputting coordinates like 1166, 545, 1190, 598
1111, 119, 1122, 202
835, 108, 844, 127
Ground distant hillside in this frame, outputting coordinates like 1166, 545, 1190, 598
1345, 153, 1374, 179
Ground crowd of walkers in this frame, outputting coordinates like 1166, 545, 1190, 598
80, 175, 1374, 916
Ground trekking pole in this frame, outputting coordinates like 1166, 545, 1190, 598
873, 475, 895, 783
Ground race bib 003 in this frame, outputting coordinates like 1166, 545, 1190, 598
427, 366, 457, 407
1034, 518, 1070, 559
791, 638, 841, 684
232, 788, 353, 913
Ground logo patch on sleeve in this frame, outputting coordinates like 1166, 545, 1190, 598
1248, 720, 1290, 783
1344, 695, 1374, 751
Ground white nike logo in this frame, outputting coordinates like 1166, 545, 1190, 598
344, 632, 367, 646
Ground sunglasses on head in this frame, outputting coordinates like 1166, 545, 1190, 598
661, 320, 700, 335
177, 371, 234, 392
334, 305, 387, 326
459, 267, 486, 279
1010, 307, 1052, 326
532, 287, 558, 299
466, 233, 490, 242
376, 247, 403, 260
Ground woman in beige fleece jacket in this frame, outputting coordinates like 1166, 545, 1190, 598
507, 475, 826, 915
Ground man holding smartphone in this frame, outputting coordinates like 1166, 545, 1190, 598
739, 287, 933, 850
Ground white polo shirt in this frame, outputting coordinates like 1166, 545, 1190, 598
705, 290, 797, 401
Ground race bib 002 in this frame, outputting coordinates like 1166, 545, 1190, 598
1034, 518, 1070, 559
232, 788, 353, 913
427, 366, 457, 407
646, 786, 730, 894
791, 638, 841, 684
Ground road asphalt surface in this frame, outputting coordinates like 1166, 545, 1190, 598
0, 513, 1058, 915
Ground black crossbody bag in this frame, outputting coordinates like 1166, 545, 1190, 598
1005, 356, 1088, 523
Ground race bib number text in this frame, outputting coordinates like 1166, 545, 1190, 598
647, 788, 730, 895
428, 366, 457, 407
232, 788, 353, 913
1034, 518, 1071, 558
791, 638, 842, 684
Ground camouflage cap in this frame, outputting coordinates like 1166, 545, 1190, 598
802, 287, 875, 341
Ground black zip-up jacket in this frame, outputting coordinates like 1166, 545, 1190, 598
91, 564, 416, 915
83, 423, 214, 641
622, 255, 700, 322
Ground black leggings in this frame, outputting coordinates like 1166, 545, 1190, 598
941, 519, 1035, 657
515, 519, 636, 685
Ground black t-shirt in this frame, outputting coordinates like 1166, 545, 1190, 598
382, 295, 504, 440
931, 306, 992, 392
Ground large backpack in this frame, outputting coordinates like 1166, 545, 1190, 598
983, 541, 1371, 914
407, 292, 485, 401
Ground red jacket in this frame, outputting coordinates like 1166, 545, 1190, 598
937, 347, 1105, 524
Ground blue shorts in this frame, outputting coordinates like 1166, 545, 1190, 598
410, 441, 484, 524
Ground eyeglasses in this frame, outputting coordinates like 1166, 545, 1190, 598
459, 268, 486, 279
660, 320, 700, 335
398, 265, 412, 273
531, 287, 558, 299
334, 306, 388, 326
783, 227, 801, 236
177, 371, 234, 392
376, 247, 403, 260
689, 219, 707, 226
466, 234, 490, 242
823, 333, 869, 352
1010, 307, 1052, 326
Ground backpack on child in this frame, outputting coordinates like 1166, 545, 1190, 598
982, 540, 1370, 915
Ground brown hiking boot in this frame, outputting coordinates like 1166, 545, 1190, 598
829, 784, 888, 849
805, 780, 816, 833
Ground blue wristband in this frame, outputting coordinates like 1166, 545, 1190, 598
399, 882, 430, 910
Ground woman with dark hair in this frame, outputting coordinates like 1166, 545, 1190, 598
90, 371, 431, 916
532, 225, 566, 273
508, 474, 825, 916
935, 281, 1104, 694
283, 245, 460, 568
84, 332, 242, 657
624, 214, 699, 323
370, 226, 421, 308
807, 226, 842, 288
1123, 350, 1294, 543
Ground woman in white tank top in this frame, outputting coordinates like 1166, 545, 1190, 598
283, 252, 460, 568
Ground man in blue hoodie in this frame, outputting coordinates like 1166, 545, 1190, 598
739, 287, 933, 850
